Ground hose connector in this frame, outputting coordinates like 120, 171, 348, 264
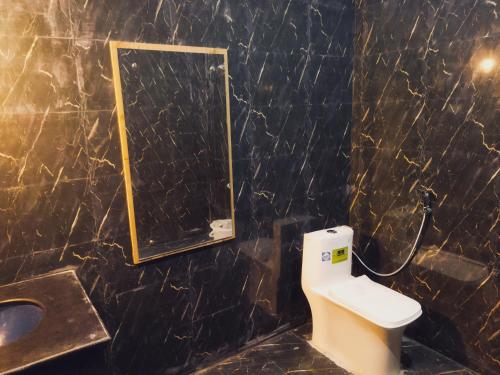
420, 189, 435, 214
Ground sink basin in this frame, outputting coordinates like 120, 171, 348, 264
0, 301, 44, 347
0, 271, 110, 374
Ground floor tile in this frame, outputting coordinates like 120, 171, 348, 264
196, 324, 476, 375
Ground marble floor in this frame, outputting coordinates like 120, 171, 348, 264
196, 324, 477, 375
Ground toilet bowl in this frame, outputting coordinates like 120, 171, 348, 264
301, 226, 422, 375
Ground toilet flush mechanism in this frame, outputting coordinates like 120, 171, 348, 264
301, 226, 422, 375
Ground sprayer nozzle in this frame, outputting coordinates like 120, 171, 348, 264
420, 189, 435, 214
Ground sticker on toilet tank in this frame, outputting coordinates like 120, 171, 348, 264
321, 251, 331, 262
332, 247, 348, 264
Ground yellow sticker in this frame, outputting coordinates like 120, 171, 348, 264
332, 246, 348, 264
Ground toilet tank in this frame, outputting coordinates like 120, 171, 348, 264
302, 226, 353, 290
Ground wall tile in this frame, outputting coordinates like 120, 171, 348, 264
0, 1, 354, 374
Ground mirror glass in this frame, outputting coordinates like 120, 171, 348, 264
110, 42, 235, 263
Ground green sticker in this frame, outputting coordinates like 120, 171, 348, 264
332, 246, 348, 264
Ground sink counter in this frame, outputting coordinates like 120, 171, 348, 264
0, 270, 110, 374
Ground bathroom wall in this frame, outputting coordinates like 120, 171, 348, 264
0, 1, 354, 374
352, 1, 499, 374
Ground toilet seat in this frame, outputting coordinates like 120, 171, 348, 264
317, 275, 422, 329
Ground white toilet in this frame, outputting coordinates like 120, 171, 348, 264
302, 226, 422, 375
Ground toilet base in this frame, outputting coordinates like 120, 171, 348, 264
308, 297, 406, 375
307, 340, 356, 374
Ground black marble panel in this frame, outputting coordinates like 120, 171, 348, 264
0, 37, 114, 113
0, 0, 354, 374
352, 1, 499, 374
356, 0, 499, 56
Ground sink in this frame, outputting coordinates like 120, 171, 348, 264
0, 301, 44, 347
0, 271, 110, 374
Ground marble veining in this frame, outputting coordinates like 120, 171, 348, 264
1, 0, 495, 374
196, 324, 478, 375
0, 1, 354, 374
352, 1, 499, 374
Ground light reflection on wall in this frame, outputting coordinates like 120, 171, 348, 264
470, 48, 498, 96
478, 57, 496, 74
471, 46, 498, 78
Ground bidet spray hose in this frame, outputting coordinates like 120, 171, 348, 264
351, 200, 431, 277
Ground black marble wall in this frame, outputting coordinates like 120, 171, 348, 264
0, 1, 354, 374
352, 1, 499, 374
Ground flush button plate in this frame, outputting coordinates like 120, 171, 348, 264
332, 247, 348, 264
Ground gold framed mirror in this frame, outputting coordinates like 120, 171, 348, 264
109, 41, 235, 264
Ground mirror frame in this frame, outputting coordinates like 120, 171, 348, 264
109, 41, 235, 264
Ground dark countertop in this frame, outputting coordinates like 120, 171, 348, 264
0, 270, 110, 374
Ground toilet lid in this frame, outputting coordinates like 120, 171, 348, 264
327, 275, 422, 329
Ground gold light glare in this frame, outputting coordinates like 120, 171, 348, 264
478, 57, 496, 73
